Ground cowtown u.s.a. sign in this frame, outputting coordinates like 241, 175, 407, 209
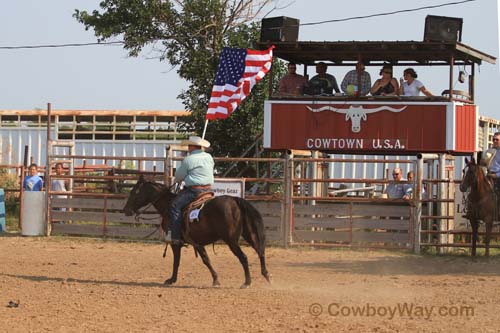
263, 100, 477, 155
306, 105, 407, 133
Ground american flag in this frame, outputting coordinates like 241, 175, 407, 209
206, 46, 274, 120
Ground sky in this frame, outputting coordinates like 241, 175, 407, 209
0, 0, 499, 118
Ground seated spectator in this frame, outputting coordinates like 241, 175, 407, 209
278, 62, 308, 96
24, 163, 43, 191
384, 167, 411, 200
307, 62, 340, 94
399, 68, 433, 97
340, 60, 371, 96
370, 65, 399, 96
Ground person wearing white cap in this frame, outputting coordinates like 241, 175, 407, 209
167, 136, 214, 244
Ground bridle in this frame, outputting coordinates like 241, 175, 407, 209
132, 181, 166, 221
132, 181, 179, 221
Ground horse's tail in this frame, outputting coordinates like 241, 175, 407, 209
233, 197, 266, 253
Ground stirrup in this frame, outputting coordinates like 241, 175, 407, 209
164, 233, 172, 243
171, 239, 185, 246
164, 234, 184, 246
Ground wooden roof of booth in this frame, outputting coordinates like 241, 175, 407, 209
258, 41, 496, 66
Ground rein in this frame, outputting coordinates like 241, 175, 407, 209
134, 192, 164, 221
133, 181, 170, 221
130, 181, 170, 239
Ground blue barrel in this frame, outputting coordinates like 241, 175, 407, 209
0, 189, 5, 232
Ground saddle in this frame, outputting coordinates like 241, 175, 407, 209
183, 192, 215, 221
180, 191, 215, 245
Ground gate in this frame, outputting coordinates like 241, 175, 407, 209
40, 144, 498, 252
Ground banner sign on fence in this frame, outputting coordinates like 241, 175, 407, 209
212, 178, 245, 198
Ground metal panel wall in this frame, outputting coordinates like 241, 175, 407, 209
68, 140, 173, 171
327, 154, 415, 186
0, 128, 47, 166
0, 128, 180, 171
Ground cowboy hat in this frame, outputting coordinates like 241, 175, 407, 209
181, 136, 211, 148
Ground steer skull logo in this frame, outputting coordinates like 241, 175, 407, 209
306, 105, 407, 133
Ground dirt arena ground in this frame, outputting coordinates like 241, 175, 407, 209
1, 236, 500, 332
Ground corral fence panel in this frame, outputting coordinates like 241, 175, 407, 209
1, 108, 496, 252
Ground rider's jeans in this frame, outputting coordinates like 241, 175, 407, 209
169, 187, 207, 240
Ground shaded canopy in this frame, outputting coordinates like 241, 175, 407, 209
257, 41, 496, 67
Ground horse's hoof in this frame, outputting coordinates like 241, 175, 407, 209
164, 279, 176, 285
212, 280, 221, 287
240, 283, 251, 289
265, 274, 272, 284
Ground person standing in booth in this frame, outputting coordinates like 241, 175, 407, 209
278, 62, 308, 96
308, 62, 340, 94
370, 64, 399, 96
399, 68, 433, 97
341, 60, 371, 96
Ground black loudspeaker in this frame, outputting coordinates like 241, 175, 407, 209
260, 16, 299, 42
424, 15, 463, 42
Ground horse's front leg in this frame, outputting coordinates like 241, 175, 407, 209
164, 243, 182, 285
196, 246, 220, 287
471, 220, 478, 257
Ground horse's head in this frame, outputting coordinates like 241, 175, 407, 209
123, 175, 168, 216
460, 157, 478, 193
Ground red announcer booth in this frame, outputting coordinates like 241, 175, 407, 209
264, 100, 478, 155
259, 40, 495, 155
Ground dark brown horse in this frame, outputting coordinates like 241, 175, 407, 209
123, 175, 271, 288
459, 158, 496, 256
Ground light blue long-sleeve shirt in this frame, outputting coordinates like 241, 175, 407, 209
489, 148, 500, 176
174, 150, 214, 187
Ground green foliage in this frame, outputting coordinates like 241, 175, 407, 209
0, 168, 20, 230
0, 168, 19, 201
74, 0, 285, 160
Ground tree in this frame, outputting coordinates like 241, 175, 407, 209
74, 0, 284, 160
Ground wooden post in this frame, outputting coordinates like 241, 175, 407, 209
414, 155, 424, 254
282, 150, 293, 247
45, 103, 52, 236
470, 64, 475, 102
438, 153, 447, 254
448, 55, 454, 101
309, 151, 318, 206
165, 145, 173, 186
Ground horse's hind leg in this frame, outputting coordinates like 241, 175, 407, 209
196, 246, 220, 287
165, 243, 182, 285
484, 219, 493, 257
242, 233, 271, 283
258, 253, 271, 283
228, 243, 251, 288
471, 220, 478, 257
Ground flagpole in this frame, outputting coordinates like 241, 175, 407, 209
201, 119, 209, 140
